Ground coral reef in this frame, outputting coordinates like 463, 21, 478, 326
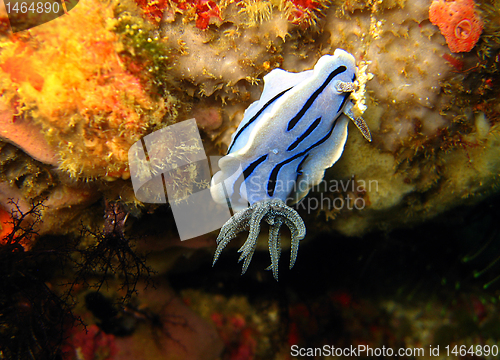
0, 140, 101, 242
0, 97, 59, 165
0, 0, 177, 179
158, 0, 500, 239
1, 0, 500, 357
3, 0, 496, 242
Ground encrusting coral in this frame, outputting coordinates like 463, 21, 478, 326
157, 0, 500, 241
160, 0, 332, 103
0, 100, 59, 165
0, 0, 178, 180
0, 0, 499, 264
1, 0, 500, 355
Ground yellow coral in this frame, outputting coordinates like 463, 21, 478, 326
238, 0, 274, 25
0, 0, 176, 179
351, 60, 374, 119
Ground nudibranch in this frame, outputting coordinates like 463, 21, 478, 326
211, 49, 372, 280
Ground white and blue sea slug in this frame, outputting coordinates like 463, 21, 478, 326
210, 49, 372, 280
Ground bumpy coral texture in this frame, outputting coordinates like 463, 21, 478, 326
429, 0, 483, 53
134, 0, 169, 25
160, 0, 500, 240
0, 0, 175, 179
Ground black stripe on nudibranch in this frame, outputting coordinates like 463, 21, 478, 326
296, 154, 309, 176
287, 117, 321, 151
267, 118, 339, 197
243, 154, 268, 180
227, 87, 293, 154
229, 154, 268, 206
287, 66, 347, 132
336, 93, 350, 114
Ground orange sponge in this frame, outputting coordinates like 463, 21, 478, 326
429, 0, 483, 53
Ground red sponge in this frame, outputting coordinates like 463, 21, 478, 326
429, 0, 483, 53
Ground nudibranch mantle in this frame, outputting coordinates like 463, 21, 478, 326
211, 49, 372, 280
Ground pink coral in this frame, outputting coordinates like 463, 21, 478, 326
0, 0, 173, 179
429, 0, 483, 53
0, 98, 59, 165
